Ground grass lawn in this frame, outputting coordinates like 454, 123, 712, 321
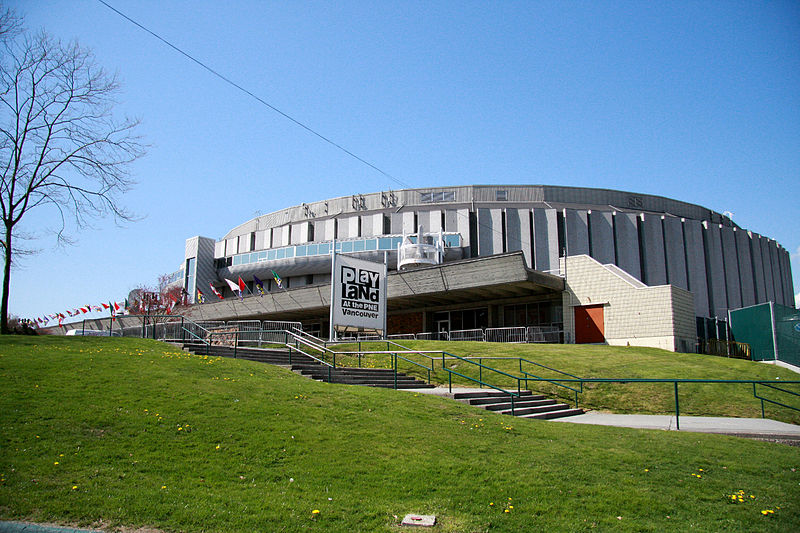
334, 340, 800, 425
0, 335, 798, 532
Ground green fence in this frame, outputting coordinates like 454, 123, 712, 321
729, 302, 800, 367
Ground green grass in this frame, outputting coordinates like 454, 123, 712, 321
333, 340, 800, 424
0, 335, 798, 532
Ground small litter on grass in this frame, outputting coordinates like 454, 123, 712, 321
401, 514, 436, 527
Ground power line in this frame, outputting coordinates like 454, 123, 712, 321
96, 2, 532, 253
96, 0, 411, 190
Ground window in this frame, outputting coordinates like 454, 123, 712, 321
420, 191, 455, 203
496, 190, 508, 201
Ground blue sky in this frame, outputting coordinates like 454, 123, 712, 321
6, 0, 800, 321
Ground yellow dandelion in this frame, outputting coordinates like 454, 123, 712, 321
215, 444, 220, 450
489, 502, 494, 506
161, 485, 166, 489
312, 509, 320, 515
72, 485, 78, 490
504, 509, 509, 513
54, 462, 59, 465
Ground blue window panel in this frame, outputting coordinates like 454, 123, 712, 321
392, 237, 403, 248
342, 241, 353, 253
306, 244, 318, 256
296, 245, 306, 257
445, 234, 460, 247
365, 239, 377, 251
250, 253, 258, 263
378, 237, 393, 249
285, 247, 294, 258
276, 249, 286, 259
334, 242, 342, 252
318, 243, 330, 255
353, 240, 365, 252
258, 251, 267, 261
232, 255, 241, 266
267, 249, 276, 260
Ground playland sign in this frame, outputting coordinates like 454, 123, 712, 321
331, 255, 386, 332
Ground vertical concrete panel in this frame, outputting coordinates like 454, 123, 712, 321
663, 217, 688, 290
445, 209, 459, 233
425, 210, 443, 233
704, 223, 728, 318
734, 229, 755, 307
780, 248, 795, 305
760, 238, 776, 303
239, 234, 252, 253
614, 212, 642, 281
720, 226, 742, 310
321, 219, 335, 241
769, 241, 783, 305
455, 208, 470, 249
402, 212, 416, 234
254, 230, 267, 250
477, 208, 503, 256
214, 240, 225, 259
683, 219, 709, 317
291, 222, 308, 245
226, 238, 238, 256
390, 213, 404, 234
750, 233, 766, 303
505, 208, 532, 267
642, 214, 667, 286
533, 208, 558, 272
589, 211, 614, 265
565, 209, 589, 256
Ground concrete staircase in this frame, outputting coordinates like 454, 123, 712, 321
180, 342, 435, 389
453, 390, 583, 420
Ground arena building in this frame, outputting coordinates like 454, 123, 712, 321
170, 185, 794, 352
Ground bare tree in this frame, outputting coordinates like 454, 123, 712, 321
0, 10, 145, 332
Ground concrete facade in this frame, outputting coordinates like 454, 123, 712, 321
171, 185, 793, 332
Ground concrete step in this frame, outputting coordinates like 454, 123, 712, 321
497, 403, 573, 416
466, 395, 546, 406
453, 390, 536, 400
521, 408, 585, 420
481, 399, 557, 411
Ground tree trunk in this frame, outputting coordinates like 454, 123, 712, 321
1, 226, 12, 334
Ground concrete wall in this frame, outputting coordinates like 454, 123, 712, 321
562, 255, 696, 352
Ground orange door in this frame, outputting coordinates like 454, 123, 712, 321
575, 305, 605, 344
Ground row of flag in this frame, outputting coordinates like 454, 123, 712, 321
31, 300, 126, 328
198, 271, 283, 304
31, 270, 286, 326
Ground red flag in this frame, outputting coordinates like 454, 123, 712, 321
102, 302, 110, 309
238, 276, 246, 293
114, 302, 121, 311
209, 282, 224, 300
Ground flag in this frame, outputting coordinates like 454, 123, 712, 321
238, 276, 246, 294
167, 296, 177, 315
114, 302, 121, 311
253, 275, 265, 296
102, 303, 110, 309
225, 278, 242, 300
197, 289, 205, 304
209, 282, 224, 300
271, 270, 283, 289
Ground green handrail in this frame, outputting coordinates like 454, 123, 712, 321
519, 358, 583, 407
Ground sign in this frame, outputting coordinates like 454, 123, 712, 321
331, 255, 386, 332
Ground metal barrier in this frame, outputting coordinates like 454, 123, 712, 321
485, 327, 527, 343
448, 329, 484, 342
697, 338, 751, 359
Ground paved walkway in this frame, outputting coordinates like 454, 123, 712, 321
407, 386, 800, 440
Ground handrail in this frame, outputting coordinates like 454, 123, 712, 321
519, 358, 583, 406
753, 382, 800, 418
440, 350, 524, 415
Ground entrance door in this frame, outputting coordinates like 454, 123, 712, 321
436, 319, 450, 340
575, 305, 605, 344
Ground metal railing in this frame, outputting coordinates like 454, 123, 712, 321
440, 351, 524, 415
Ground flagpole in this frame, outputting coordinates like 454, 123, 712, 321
329, 236, 336, 342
